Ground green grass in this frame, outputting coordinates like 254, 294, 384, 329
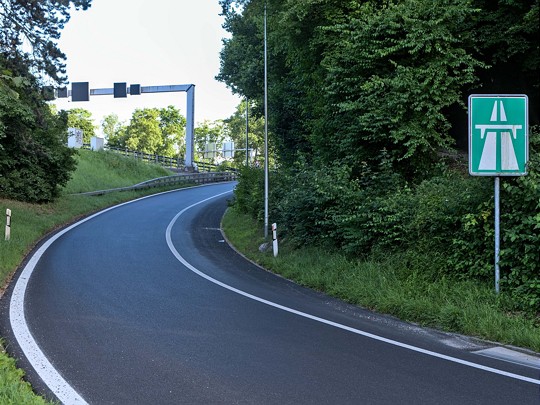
0, 150, 187, 402
222, 207, 540, 352
0, 341, 50, 404
63, 149, 173, 194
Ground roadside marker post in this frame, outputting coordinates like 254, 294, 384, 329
272, 223, 278, 257
5, 208, 11, 241
468, 94, 529, 294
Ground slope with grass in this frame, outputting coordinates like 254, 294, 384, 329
0, 149, 180, 403
221, 208, 540, 353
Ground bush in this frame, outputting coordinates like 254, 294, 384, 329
233, 132, 539, 314
231, 166, 265, 221
499, 127, 540, 313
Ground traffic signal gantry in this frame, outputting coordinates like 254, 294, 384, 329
56, 82, 196, 169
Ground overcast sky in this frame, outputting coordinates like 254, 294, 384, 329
52, 0, 242, 133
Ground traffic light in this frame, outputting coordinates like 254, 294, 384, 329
114, 82, 127, 98
57, 87, 68, 98
72, 82, 89, 101
130, 84, 141, 95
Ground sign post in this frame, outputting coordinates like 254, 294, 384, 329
468, 94, 528, 293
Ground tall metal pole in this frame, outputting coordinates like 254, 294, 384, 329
185, 85, 195, 169
263, 0, 269, 238
494, 176, 500, 293
245, 98, 249, 167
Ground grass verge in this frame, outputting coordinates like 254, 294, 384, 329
0, 150, 188, 403
222, 207, 540, 353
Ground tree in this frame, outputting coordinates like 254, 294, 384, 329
0, 0, 92, 84
194, 120, 226, 163
121, 106, 186, 156
67, 108, 96, 143
158, 105, 186, 157
218, 0, 487, 176
101, 113, 127, 148
125, 108, 162, 154
0, 56, 76, 202
224, 100, 265, 166
468, 0, 539, 123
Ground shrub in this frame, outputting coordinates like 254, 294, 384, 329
232, 130, 539, 314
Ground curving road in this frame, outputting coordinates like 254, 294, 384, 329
1, 183, 539, 404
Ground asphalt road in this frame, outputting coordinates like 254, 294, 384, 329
1, 183, 539, 404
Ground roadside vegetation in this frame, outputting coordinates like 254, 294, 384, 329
1, 0, 538, 401
222, 207, 540, 352
0, 150, 182, 402
218, 0, 539, 323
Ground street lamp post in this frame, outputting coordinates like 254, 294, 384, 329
245, 98, 249, 167
263, 0, 269, 238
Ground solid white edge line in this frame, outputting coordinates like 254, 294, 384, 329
166, 193, 540, 387
9, 183, 235, 404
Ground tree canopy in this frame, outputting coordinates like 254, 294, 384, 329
0, 56, 75, 202
67, 108, 96, 143
218, 0, 539, 175
103, 106, 186, 157
0, 0, 93, 202
219, 0, 540, 311
0, 0, 92, 84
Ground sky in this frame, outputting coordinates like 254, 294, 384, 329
52, 0, 242, 134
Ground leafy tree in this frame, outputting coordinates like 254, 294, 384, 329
219, 0, 540, 312
67, 108, 96, 143
158, 105, 186, 157
0, 56, 76, 202
468, 0, 539, 123
125, 108, 162, 154
194, 120, 226, 163
224, 100, 265, 166
122, 106, 186, 156
317, 0, 483, 177
101, 113, 127, 148
0, 1, 93, 202
0, 0, 92, 84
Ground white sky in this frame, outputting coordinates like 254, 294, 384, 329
52, 0, 242, 134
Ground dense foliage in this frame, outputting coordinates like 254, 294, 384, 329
104, 106, 186, 157
223, 100, 265, 166
67, 108, 96, 143
0, 57, 76, 202
0, 1, 93, 202
219, 0, 540, 313
0, 0, 92, 84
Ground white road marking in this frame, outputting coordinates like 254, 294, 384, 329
475, 347, 540, 370
9, 184, 234, 404
166, 192, 540, 386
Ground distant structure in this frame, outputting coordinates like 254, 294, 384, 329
57, 82, 196, 169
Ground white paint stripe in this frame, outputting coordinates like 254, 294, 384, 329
9, 184, 234, 404
166, 194, 540, 386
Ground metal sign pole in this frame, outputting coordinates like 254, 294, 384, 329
494, 177, 500, 294
245, 98, 249, 167
468, 94, 529, 294
263, 0, 269, 239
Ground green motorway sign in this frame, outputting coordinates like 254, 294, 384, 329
469, 95, 528, 176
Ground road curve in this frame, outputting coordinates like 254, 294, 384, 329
1, 183, 539, 404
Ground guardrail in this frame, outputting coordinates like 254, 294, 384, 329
82, 144, 238, 174
73, 172, 237, 196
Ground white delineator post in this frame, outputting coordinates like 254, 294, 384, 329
5, 209, 11, 241
272, 223, 278, 257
